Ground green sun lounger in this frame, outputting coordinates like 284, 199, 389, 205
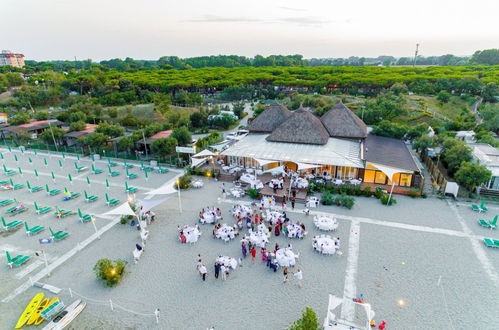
9, 179, 23, 190
0, 199, 15, 207
108, 166, 120, 177
107, 157, 118, 167
483, 238, 497, 248
62, 189, 80, 201
157, 165, 169, 174
0, 180, 9, 185
24, 221, 45, 236
34, 202, 52, 214
45, 184, 61, 196
126, 169, 137, 180
91, 164, 103, 174
3, 165, 16, 176
1, 217, 22, 230
489, 216, 498, 229
27, 181, 43, 193
5, 251, 30, 268
105, 193, 120, 206
49, 227, 69, 241
84, 191, 98, 203
74, 162, 88, 173
480, 201, 488, 213
125, 182, 138, 194
78, 208, 93, 223
140, 162, 153, 172
123, 160, 134, 169
55, 207, 74, 218
8, 206, 28, 215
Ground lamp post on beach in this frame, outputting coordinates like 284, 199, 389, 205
176, 178, 182, 214
91, 217, 100, 239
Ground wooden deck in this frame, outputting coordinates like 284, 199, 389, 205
361, 182, 419, 196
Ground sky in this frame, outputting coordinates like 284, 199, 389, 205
2, 0, 498, 61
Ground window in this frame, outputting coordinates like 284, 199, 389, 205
399, 174, 412, 187
375, 171, 387, 184
363, 170, 376, 183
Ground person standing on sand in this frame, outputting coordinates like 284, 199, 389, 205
241, 241, 247, 258
251, 246, 256, 261
198, 264, 207, 281
283, 267, 289, 283
291, 197, 295, 210
214, 262, 221, 279
293, 269, 303, 288
220, 265, 227, 281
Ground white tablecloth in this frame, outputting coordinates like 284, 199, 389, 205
215, 224, 236, 242
313, 215, 338, 231
306, 197, 320, 208
350, 179, 361, 185
275, 248, 298, 267
232, 204, 252, 218
192, 180, 204, 188
266, 210, 283, 225
200, 210, 218, 224
246, 229, 269, 248
216, 256, 238, 269
261, 196, 276, 209
182, 226, 201, 243
313, 235, 339, 255
294, 177, 309, 189
230, 188, 245, 198
286, 223, 306, 239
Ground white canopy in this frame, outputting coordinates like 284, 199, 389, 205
102, 202, 136, 217
209, 141, 231, 151
254, 158, 278, 166
146, 182, 178, 195
296, 162, 322, 171
191, 157, 207, 168
263, 165, 286, 175
370, 162, 412, 180
193, 149, 216, 158
138, 197, 172, 213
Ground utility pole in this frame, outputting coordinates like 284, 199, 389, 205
413, 43, 420, 67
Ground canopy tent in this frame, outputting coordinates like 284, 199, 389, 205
138, 197, 172, 213
254, 158, 278, 166
296, 162, 322, 171
370, 162, 413, 205
145, 182, 178, 195
193, 149, 216, 158
102, 202, 136, 217
209, 141, 231, 151
263, 165, 286, 175
191, 157, 207, 168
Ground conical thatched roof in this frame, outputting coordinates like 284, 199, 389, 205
266, 109, 330, 145
321, 102, 367, 139
247, 103, 292, 133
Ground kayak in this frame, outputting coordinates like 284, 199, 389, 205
27, 297, 49, 325
53, 301, 86, 330
35, 297, 59, 325
15, 292, 44, 329
42, 299, 82, 330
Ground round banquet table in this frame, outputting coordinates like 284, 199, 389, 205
275, 248, 298, 267
215, 224, 236, 242
313, 215, 338, 231
216, 255, 238, 269
183, 226, 201, 243
200, 211, 217, 224
313, 235, 338, 255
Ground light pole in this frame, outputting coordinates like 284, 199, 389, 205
91, 217, 100, 239
176, 179, 182, 213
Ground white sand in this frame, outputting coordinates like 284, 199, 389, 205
1, 151, 499, 329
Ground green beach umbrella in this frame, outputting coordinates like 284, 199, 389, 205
28, 157, 32, 164
77, 154, 80, 161
105, 178, 110, 189
18, 167, 22, 176
51, 171, 55, 181
7, 145, 11, 152
62, 152, 65, 159
58, 160, 63, 168
20, 147, 24, 154
86, 176, 90, 185
34, 169, 39, 177
91, 154, 95, 162
14, 154, 18, 162
44, 158, 48, 166
68, 173, 72, 183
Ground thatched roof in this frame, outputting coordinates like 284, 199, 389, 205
321, 102, 367, 139
266, 109, 330, 145
247, 103, 292, 133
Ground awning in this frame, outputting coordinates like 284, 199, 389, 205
263, 165, 286, 175
138, 197, 172, 213
102, 202, 136, 217
254, 158, 278, 166
191, 157, 207, 168
146, 182, 178, 195
209, 141, 231, 151
193, 149, 216, 158
370, 162, 412, 180
296, 162, 322, 171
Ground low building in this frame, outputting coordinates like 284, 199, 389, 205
0, 50, 25, 68
63, 124, 98, 147
469, 143, 499, 191
219, 102, 422, 194
0, 119, 63, 139
0, 113, 8, 123
136, 130, 173, 153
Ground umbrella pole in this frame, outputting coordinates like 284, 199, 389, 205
387, 182, 395, 206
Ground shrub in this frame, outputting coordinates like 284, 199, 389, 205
290, 307, 319, 330
247, 188, 259, 199
334, 195, 355, 209
380, 194, 397, 206
93, 259, 128, 287
362, 186, 373, 197
120, 215, 133, 224
407, 190, 419, 198
374, 188, 384, 199
321, 192, 334, 205
175, 174, 192, 190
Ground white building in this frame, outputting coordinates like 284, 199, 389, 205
469, 143, 499, 191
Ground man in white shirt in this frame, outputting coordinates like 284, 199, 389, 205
198, 264, 207, 281
293, 269, 303, 288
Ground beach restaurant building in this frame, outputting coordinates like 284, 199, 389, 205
219, 103, 423, 193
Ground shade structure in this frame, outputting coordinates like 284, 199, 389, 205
191, 157, 207, 168
254, 158, 278, 166
263, 165, 286, 175
369, 162, 412, 180
138, 197, 172, 213
209, 141, 231, 151
146, 182, 178, 195
192, 149, 216, 158
296, 162, 322, 171
102, 202, 136, 217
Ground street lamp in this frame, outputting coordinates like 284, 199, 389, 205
176, 179, 182, 213
91, 217, 100, 239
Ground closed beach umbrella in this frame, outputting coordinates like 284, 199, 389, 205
77, 154, 80, 161
86, 176, 91, 185
62, 152, 65, 159
51, 171, 55, 182
28, 157, 32, 164
68, 173, 72, 183
18, 167, 22, 176
106, 178, 110, 189
58, 160, 63, 168
14, 154, 18, 162
7, 145, 11, 152
44, 158, 48, 166
34, 169, 39, 177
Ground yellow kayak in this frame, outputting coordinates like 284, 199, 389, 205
35, 297, 59, 325
15, 292, 44, 329
27, 297, 50, 325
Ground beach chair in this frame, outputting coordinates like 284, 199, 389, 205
489, 215, 498, 229
7, 204, 28, 215
78, 209, 93, 223
26, 181, 43, 193
0, 199, 15, 207
62, 188, 80, 201
126, 169, 137, 180
54, 207, 74, 218
34, 202, 52, 214
157, 164, 169, 174
105, 193, 120, 206
5, 251, 30, 268
1, 217, 22, 230
3, 165, 16, 176
125, 182, 138, 194
49, 227, 69, 241
108, 166, 120, 177
483, 238, 497, 248
123, 160, 134, 169
24, 221, 45, 236
107, 157, 118, 167
0, 180, 9, 185
140, 161, 153, 172
91, 164, 103, 175
74, 162, 87, 173
480, 201, 488, 213
9, 179, 23, 190
45, 184, 61, 196
84, 190, 98, 203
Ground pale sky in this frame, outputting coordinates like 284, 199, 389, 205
2, 0, 498, 61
